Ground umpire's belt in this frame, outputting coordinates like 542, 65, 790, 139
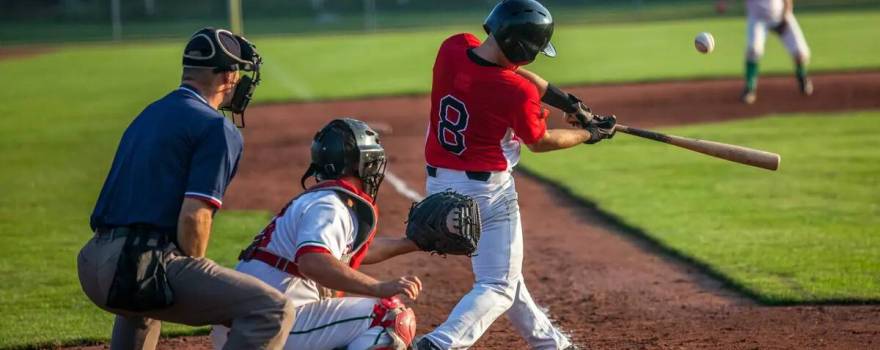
95, 225, 173, 241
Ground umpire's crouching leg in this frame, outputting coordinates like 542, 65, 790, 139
223, 291, 295, 350
78, 234, 295, 350
145, 248, 296, 350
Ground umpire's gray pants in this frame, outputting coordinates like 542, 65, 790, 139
77, 233, 295, 350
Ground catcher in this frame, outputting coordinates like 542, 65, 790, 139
211, 118, 480, 350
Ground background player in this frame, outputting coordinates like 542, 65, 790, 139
213, 118, 424, 350
415, 1, 616, 349
739, 0, 813, 104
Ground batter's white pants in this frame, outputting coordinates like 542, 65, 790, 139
213, 297, 395, 350
423, 168, 571, 349
746, 12, 811, 63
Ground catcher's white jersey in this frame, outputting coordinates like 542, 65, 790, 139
241, 190, 358, 307
211, 190, 401, 350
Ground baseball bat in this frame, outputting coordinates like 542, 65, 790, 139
614, 124, 780, 171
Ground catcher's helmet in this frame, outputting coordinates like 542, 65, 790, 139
301, 118, 387, 199
483, 0, 556, 64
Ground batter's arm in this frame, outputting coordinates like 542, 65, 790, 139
783, 0, 793, 14
526, 128, 591, 153
361, 237, 421, 265
515, 67, 548, 96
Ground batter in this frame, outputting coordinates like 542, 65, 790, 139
414, 1, 616, 349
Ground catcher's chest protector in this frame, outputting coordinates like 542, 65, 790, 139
313, 182, 379, 269
309, 182, 380, 299
240, 180, 378, 276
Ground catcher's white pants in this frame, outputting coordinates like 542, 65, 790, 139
212, 297, 394, 350
746, 12, 811, 62
423, 168, 570, 349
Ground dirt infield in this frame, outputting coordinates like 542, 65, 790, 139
71, 72, 880, 349
0, 46, 54, 61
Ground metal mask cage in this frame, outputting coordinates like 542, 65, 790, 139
220, 40, 261, 128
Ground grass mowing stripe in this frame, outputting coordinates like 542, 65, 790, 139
0, 11, 878, 105
520, 112, 880, 304
3, 1, 877, 44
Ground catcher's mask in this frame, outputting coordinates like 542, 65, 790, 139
182, 27, 262, 128
301, 118, 387, 200
483, 0, 556, 65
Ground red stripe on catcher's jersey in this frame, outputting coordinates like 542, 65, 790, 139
294, 246, 332, 262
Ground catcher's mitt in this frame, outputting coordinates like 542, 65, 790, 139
406, 191, 481, 256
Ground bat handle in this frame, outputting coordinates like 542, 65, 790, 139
614, 124, 671, 143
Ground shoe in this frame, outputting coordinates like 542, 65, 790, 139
799, 77, 814, 96
411, 336, 442, 350
740, 88, 757, 105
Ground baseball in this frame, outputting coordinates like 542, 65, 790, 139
694, 32, 715, 54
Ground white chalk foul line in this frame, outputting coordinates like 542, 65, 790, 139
384, 169, 424, 202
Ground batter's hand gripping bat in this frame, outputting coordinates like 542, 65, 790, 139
614, 124, 781, 171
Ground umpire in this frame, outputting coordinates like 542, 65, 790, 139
77, 27, 294, 350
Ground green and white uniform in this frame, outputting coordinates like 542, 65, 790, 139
744, 0, 811, 96
745, 0, 810, 62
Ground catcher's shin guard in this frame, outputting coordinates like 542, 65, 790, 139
365, 297, 416, 350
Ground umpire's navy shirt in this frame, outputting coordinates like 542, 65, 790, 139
90, 85, 243, 231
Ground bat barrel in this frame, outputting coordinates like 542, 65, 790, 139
615, 124, 781, 171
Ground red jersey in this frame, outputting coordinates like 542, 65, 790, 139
425, 33, 547, 172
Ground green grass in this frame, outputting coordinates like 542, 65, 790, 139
521, 112, 880, 303
3, 0, 877, 44
1, 11, 878, 103
0, 11, 878, 348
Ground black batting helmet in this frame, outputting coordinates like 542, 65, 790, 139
301, 118, 387, 200
483, 0, 556, 64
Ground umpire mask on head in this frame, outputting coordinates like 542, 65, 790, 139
301, 118, 387, 200
183, 27, 262, 128
483, 0, 556, 65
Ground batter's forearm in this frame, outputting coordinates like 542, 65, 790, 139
783, 0, 793, 14
362, 237, 420, 265
298, 253, 383, 296
527, 128, 591, 153
176, 198, 214, 257
515, 67, 548, 96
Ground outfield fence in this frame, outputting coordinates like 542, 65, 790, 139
1, 0, 878, 45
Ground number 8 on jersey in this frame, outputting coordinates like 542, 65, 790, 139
438, 95, 469, 155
